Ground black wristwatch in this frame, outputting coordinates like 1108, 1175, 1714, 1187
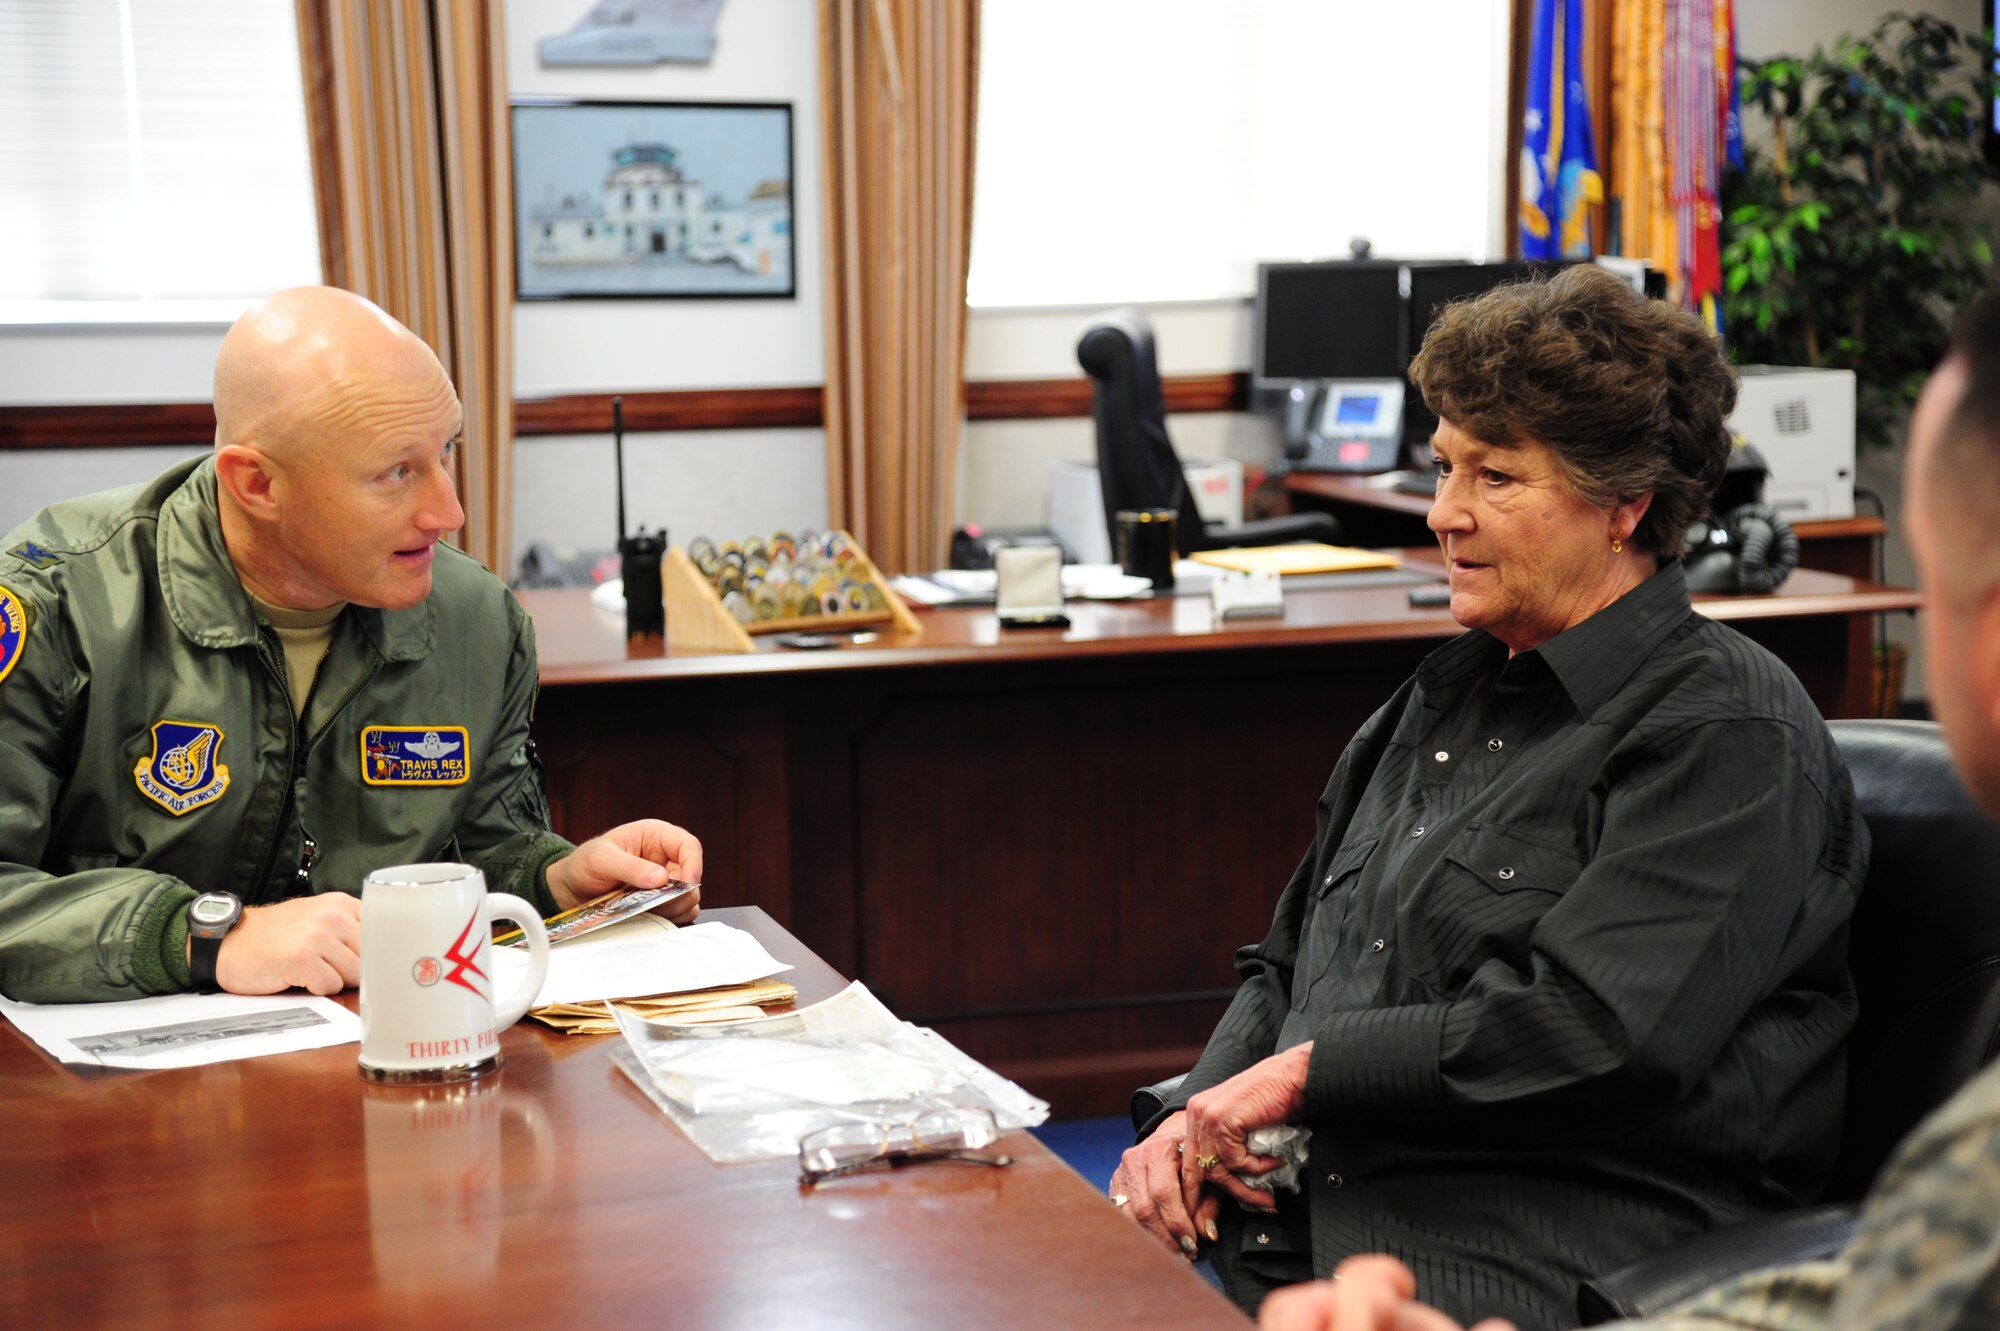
187, 892, 243, 993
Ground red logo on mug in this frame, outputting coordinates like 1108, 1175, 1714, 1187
412, 956, 441, 986
440, 905, 490, 1000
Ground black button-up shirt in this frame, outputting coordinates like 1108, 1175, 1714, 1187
1171, 561, 1867, 1329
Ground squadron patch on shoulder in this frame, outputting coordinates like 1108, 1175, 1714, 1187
361, 725, 471, 786
6, 542, 59, 570
0, 585, 27, 689
133, 720, 231, 816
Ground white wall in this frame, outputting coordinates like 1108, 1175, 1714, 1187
1736, 0, 1978, 57
504, 0, 827, 571
0, 323, 225, 534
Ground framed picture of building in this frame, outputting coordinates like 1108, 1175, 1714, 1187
510, 98, 795, 300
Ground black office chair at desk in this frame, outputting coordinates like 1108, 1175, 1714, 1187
1574, 718, 2000, 1321
1126, 720, 2000, 1325
1078, 308, 1342, 557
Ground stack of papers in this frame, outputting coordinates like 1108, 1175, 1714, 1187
530, 977, 799, 1035
491, 916, 798, 1033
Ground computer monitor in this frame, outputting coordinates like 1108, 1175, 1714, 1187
1400, 260, 1576, 449
1403, 261, 1547, 365
1251, 261, 1405, 412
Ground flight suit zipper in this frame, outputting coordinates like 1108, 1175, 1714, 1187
248, 630, 382, 898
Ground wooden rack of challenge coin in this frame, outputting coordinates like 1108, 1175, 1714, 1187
661, 530, 923, 653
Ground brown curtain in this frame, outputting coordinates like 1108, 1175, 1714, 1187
295, 0, 516, 574
818, 0, 979, 574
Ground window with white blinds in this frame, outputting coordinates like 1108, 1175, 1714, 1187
968, 2, 1511, 308
0, 0, 320, 320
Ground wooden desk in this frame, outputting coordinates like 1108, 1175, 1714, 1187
1284, 471, 1888, 580
516, 563, 1918, 1117
0, 908, 1246, 1330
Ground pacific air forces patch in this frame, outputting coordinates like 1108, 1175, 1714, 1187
134, 720, 231, 815
361, 725, 471, 786
0, 585, 26, 688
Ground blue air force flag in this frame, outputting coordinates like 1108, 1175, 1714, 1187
1519, 0, 1602, 258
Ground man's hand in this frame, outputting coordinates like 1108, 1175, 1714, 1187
1181, 1042, 1312, 1209
546, 819, 703, 924
1258, 1256, 1517, 1331
213, 894, 363, 996
1110, 1110, 1220, 1260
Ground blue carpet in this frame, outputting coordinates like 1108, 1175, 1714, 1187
1030, 1114, 1130, 1193
1032, 1114, 1231, 1295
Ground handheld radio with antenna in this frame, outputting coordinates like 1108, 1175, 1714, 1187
613, 395, 666, 638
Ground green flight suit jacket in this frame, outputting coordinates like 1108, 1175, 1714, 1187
0, 456, 574, 1001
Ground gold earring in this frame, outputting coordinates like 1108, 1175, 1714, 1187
1611, 536, 1624, 554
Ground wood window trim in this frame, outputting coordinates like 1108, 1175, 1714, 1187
0, 373, 1249, 449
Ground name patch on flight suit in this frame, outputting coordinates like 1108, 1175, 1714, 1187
0, 586, 25, 688
361, 725, 471, 786
133, 720, 231, 816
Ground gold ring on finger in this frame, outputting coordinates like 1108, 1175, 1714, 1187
1111, 1193, 1130, 1207
1195, 1153, 1221, 1171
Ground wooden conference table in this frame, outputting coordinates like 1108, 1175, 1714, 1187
0, 908, 1247, 1330
517, 554, 1920, 1118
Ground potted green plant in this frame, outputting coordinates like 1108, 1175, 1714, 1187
1722, 11, 2000, 449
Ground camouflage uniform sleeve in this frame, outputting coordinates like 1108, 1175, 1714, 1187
1617, 1261, 1847, 1331
1614, 1063, 2000, 1331
1819, 1061, 2000, 1330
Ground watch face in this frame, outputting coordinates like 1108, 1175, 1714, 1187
191, 894, 238, 927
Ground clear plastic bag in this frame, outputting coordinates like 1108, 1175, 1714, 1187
612, 982, 1049, 1163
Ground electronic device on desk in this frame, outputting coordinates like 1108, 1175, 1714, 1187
1284, 380, 1406, 474
950, 524, 1070, 571
1250, 259, 1405, 416
1728, 366, 1857, 520
1682, 441, 1801, 594
1398, 260, 1559, 454
611, 395, 666, 639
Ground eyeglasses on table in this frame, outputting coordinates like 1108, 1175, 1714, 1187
798, 1106, 1013, 1186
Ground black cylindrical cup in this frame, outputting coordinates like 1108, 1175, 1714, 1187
1114, 508, 1178, 593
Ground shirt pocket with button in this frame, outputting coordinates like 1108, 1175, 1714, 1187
1292, 833, 1380, 1010
1401, 822, 1582, 997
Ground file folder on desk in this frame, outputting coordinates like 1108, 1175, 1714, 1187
1190, 544, 1401, 577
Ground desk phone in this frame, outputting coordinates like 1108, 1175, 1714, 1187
1286, 380, 1405, 473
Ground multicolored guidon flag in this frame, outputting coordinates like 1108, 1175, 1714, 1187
360, 726, 471, 786
1520, 0, 1603, 258
0, 586, 26, 688
134, 721, 231, 816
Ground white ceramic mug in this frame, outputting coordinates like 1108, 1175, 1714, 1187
357, 863, 550, 1085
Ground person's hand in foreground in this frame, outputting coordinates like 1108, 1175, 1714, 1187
546, 820, 704, 923
1258, 1256, 1518, 1331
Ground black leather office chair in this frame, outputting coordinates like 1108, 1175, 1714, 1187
1125, 721, 2000, 1324
1577, 718, 2000, 1321
1077, 308, 1342, 558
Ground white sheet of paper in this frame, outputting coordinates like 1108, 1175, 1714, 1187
0, 991, 361, 1069
492, 917, 792, 1007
